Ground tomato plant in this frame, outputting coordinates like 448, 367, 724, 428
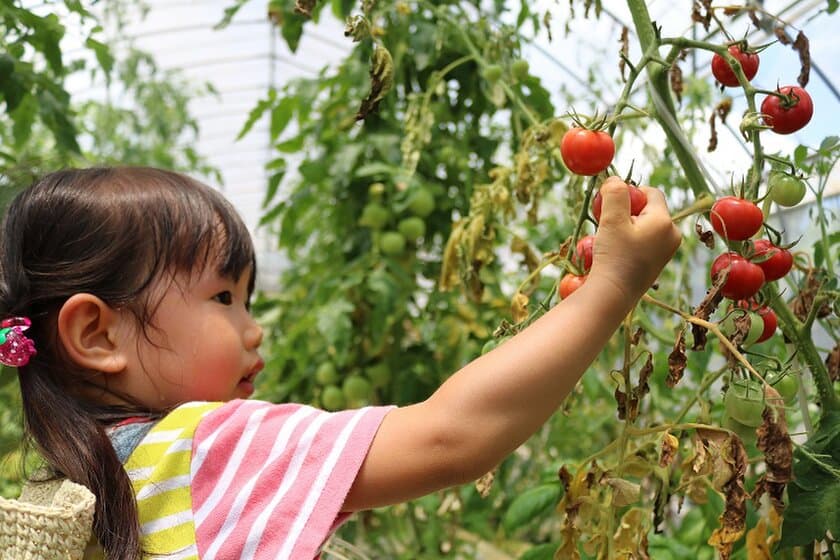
591, 185, 647, 222
709, 196, 764, 241
559, 128, 615, 176
711, 44, 759, 87
710, 252, 766, 300
751, 239, 793, 281
768, 170, 807, 207
558, 273, 586, 299
761, 85, 814, 134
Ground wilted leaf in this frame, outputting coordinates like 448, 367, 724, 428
708, 436, 748, 560
607, 477, 640, 507
695, 221, 716, 250
667, 328, 687, 387
475, 468, 495, 498
294, 0, 318, 17
753, 392, 793, 514
612, 508, 651, 558
826, 341, 839, 382
660, 432, 679, 468
793, 31, 810, 87
511, 292, 529, 324
745, 517, 773, 559
356, 44, 394, 121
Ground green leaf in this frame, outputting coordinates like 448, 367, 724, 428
502, 483, 562, 533
263, 165, 286, 208
36, 86, 80, 153
237, 89, 277, 140
779, 411, 840, 548
275, 134, 305, 153
316, 298, 354, 364
270, 96, 297, 142
519, 543, 558, 560
10, 93, 36, 147
828, 0, 838, 14
214, 0, 251, 29
813, 231, 840, 268
793, 144, 809, 170
85, 37, 115, 80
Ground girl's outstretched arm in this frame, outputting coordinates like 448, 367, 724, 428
342, 177, 682, 512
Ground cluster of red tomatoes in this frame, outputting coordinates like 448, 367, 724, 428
558, 184, 648, 300
711, 44, 814, 134
708, 196, 794, 346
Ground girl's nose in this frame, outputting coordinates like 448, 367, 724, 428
244, 320, 263, 349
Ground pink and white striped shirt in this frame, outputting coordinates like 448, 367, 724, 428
100, 399, 393, 560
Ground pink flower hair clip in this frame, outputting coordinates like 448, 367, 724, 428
0, 317, 37, 367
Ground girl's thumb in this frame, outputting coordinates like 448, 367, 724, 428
597, 177, 631, 223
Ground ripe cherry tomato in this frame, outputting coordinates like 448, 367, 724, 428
736, 300, 777, 343
751, 239, 793, 281
560, 128, 615, 176
591, 186, 647, 223
761, 86, 814, 134
711, 252, 765, 300
724, 379, 766, 427
709, 196, 764, 241
574, 235, 595, 273
768, 171, 807, 207
711, 45, 759, 87
558, 273, 587, 299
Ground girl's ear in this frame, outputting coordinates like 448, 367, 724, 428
57, 293, 128, 374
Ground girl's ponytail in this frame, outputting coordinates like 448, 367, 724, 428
19, 369, 142, 559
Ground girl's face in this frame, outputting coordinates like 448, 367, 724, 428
120, 262, 264, 409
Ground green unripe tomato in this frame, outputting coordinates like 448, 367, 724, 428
768, 171, 807, 207
721, 410, 757, 446
720, 309, 764, 347
482, 64, 503, 83
366, 363, 391, 388
765, 370, 799, 404
315, 362, 339, 385
360, 202, 390, 230
343, 375, 372, 403
724, 379, 766, 427
321, 385, 345, 411
397, 216, 426, 242
407, 188, 435, 217
511, 59, 530, 80
379, 231, 406, 255
368, 182, 387, 197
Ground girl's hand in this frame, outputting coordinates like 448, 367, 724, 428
590, 176, 682, 300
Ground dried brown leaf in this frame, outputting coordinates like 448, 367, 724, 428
475, 468, 495, 498
511, 292, 530, 325
794, 31, 811, 87
707, 436, 748, 560
691, 0, 713, 31
695, 221, 716, 250
294, 0, 318, 17
774, 27, 791, 46
670, 61, 684, 104
619, 27, 629, 81
708, 111, 718, 152
356, 44, 394, 121
827, 341, 840, 382
754, 393, 793, 513
667, 329, 687, 387
660, 431, 680, 468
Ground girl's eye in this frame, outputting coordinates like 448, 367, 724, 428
213, 291, 233, 305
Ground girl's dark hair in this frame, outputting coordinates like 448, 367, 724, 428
0, 167, 255, 559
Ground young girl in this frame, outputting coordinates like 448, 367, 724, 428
0, 166, 680, 559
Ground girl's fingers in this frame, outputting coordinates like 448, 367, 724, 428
597, 176, 631, 224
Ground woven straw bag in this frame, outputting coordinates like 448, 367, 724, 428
0, 476, 95, 560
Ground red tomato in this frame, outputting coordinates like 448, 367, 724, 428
574, 235, 595, 273
751, 239, 793, 281
761, 86, 814, 134
560, 128, 615, 176
591, 186, 647, 223
558, 273, 587, 299
711, 252, 765, 300
709, 196, 764, 241
711, 45, 759, 87
736, 300, 777, 343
